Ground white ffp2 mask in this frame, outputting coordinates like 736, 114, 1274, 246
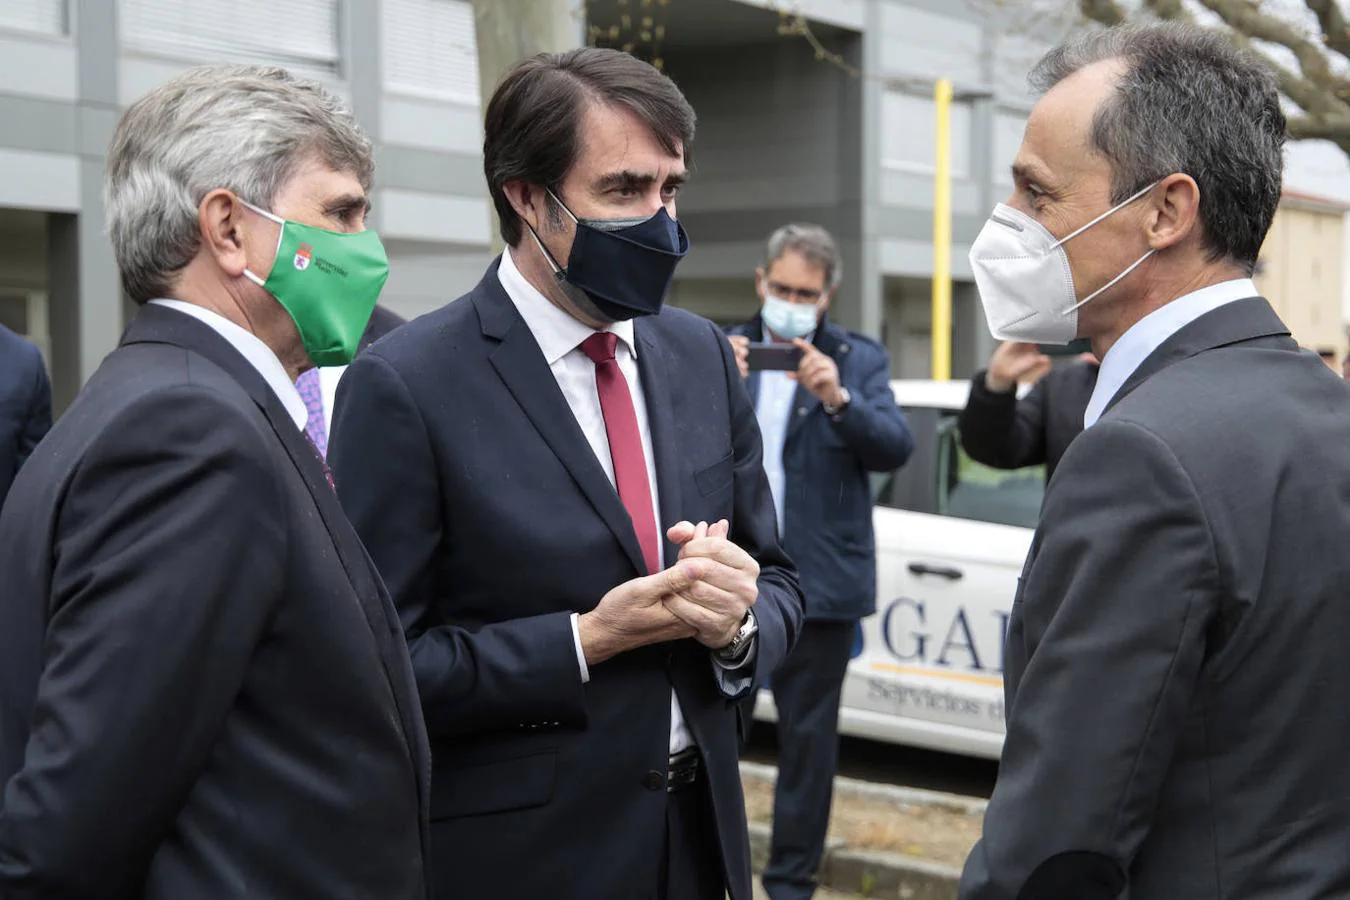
969, 181, 1158, 345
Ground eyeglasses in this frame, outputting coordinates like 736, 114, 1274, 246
766, 281, 825, 303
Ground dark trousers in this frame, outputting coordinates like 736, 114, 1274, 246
655, 761, 725, 900
761, 620, 856, 900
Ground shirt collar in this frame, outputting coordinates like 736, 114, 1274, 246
147, 298, 309, 430
497, 247, 637, 364
1083, 277, 1257, 428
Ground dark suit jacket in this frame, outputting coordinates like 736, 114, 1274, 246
0, 304, 430, 899
329, 259, 804, 900
0, 325, 51, 508
961, 297, 1350, 899
360, 303, 406, 352
727, 314, 913, 620
958, 361, 1097, 481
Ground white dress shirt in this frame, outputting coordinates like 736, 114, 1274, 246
1084, 278, 1257, 428
148, 299, 307, 430
497, 248, 695, 755
754, 366, 799, 537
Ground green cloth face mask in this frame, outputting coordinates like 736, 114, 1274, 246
241, 199, 390, 367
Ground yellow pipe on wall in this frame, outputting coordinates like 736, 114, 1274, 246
931, 78, 953, 382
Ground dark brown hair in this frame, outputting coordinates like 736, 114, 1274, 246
483, 47, 696, 247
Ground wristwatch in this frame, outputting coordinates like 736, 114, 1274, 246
716, 610, 758, 661
822, 387, 852, 417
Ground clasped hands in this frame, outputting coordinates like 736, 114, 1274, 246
578, 519, 760, 666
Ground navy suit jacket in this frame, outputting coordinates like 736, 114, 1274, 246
329, 259, 803, 900
0, 325, 51, 508
728, 314, 913, 620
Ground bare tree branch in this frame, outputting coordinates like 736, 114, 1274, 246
1305, 0, 1350, 60
1078, 0, 1127, 26
1143, 0, 1196, 23
1194, 0, 1350, 96
1073, 0, 1350, 158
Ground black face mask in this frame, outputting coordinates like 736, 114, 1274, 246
529, 189, 690, 322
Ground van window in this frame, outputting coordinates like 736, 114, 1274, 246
935, 416, 1044, 528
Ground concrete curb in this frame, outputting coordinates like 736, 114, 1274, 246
741, 761, 974, 898
740, 760, 988, 816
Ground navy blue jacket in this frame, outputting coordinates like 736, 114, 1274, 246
329, 261, 803, 900
0, 325, 51, 508
728, 314, 913, 621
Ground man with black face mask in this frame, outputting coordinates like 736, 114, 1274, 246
328, 47, 803, 900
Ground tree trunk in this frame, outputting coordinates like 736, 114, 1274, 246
471, 0, 581, 253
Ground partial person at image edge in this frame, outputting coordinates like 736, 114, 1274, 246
0, 66, 428, 899
0, 323, 51, 509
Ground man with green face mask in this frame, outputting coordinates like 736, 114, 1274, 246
0, 65, 428, 899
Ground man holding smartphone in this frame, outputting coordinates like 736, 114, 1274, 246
726, 223, 914, 900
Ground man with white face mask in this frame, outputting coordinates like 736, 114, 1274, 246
727, 224, 913, 900
961, 24, 1350, 900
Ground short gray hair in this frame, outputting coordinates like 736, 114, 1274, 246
1030, 23, 1285, 273
106, 64, 374, 303
763, 223, 842, 289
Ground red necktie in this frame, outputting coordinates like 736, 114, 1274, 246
580, 332, 661, 575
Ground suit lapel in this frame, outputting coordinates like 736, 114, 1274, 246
474, 275, 649, 576
259, 394, 433, 795
1103, 296, 1294, 417
120, 304, 429, 791
636, 319, 682, 566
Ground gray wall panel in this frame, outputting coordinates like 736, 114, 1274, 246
74, 0, 119, 106
77, 106, 118, 159
382, 239, 492, 320
878, 205, 984, 244
0, 94, 76, 154
377, 146, 484, 197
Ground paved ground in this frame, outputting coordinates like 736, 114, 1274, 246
752, 883, 859, 899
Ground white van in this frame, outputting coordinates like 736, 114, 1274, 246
753, 380, 1045, 760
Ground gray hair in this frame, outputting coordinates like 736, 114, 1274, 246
106, 64, 374, 303
1030, 23, 1285, 273
763, 223, 842, 289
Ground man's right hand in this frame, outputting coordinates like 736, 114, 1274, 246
577, 564, 702, 666
728, 335, 750, 380
986, 341, 1052, 394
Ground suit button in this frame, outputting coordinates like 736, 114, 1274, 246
797, 407, 808, 416
643, 770, 664, 791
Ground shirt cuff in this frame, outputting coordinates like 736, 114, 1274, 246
710, 635, 757, 696
570, 612, 591, 684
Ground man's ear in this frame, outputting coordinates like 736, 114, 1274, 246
199, 189, 250, 278
1147, 173, 1200, 252
502, 181, 545, 235
754, 267, 768, 302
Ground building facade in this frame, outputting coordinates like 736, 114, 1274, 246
1256, 191, 1349, 364
1, 0, 1343, 410
0, 0, 506, 408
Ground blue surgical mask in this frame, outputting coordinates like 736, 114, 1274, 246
528, 189, 690, 322
762, 294, 819, 340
